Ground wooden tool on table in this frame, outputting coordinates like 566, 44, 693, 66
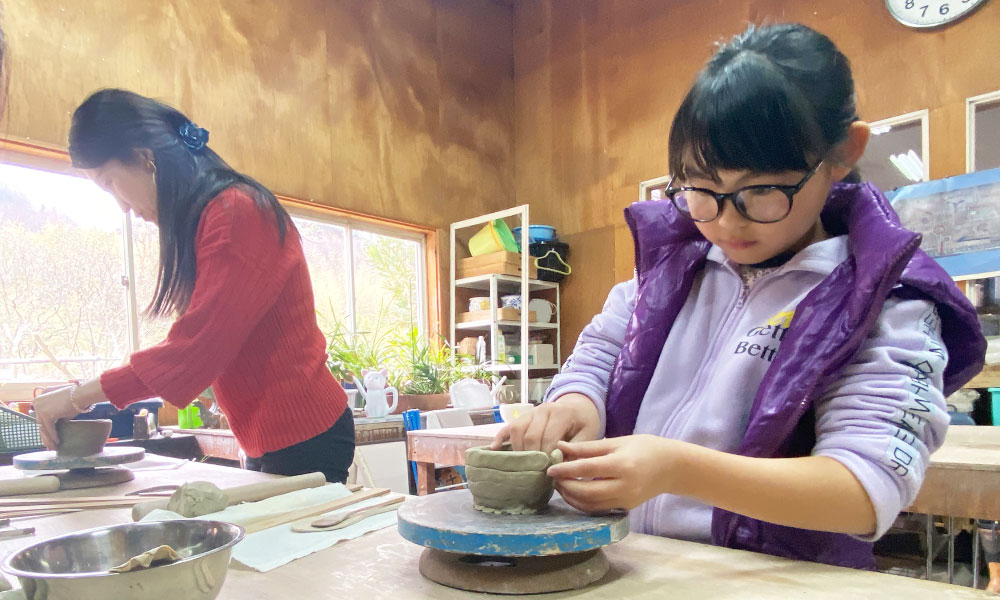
238, 487, 390, 534
291, 496, 404, 533
0, 496, 162, 520
131, 471, 329, 520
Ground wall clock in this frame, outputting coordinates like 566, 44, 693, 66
886, 0, 988, 28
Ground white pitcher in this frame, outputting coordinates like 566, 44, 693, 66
354, 369, 399, 418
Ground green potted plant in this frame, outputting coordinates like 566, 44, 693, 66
389, 327, 461, 414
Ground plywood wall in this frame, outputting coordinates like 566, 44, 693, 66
513, 0, 1000, 349
2, 0, 514, 229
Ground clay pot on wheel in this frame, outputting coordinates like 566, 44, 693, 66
464, 444, 563, 514
55, 419, 112, 457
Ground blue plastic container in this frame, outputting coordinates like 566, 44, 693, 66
74, 399, 164, 438
512, 225, 558, 244
990, 388, 1000, 426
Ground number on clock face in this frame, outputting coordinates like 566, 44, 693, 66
885, 0, 988, 28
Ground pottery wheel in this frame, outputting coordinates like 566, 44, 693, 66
397, 489, 628, 594
12, 447, 145, 489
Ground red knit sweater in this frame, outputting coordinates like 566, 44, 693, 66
101, 187, 347, 457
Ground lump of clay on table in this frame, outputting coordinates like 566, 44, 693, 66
465, 444, 563, 514
166, 481, 230, 517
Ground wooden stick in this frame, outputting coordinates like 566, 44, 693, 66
239, 488, 390, 534
31, 334, 78, 381
0, 500, 146, 515
3, 508, 83, 520
0, 496, 154, 506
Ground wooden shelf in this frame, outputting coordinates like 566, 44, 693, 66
461, 364, 560, 373
455, 273, 558, 292
456, 320, 559, 331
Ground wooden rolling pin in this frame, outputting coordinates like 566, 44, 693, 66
0, 476, 61, 497
131, 471, 327, 521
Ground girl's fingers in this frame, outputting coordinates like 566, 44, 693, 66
521, 410, 551, 452
556, 479, 623, 513
507, 417, 528, 451
547, 454, 619, 480
556, 438, 618, 460
490, 425, 511, 450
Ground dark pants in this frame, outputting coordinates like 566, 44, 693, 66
245, 407, 355, 483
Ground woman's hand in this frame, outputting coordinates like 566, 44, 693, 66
491, 394, 601, 454
32, 386, 81, 450
32, 377, 109, 450
547, 435, 688, 513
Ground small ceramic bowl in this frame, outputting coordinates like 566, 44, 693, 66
499, 402, 534, 423
55, 420, 111, 458
465, 444, 562, 514
468, 297, 492, 312
500, 294, 522, 310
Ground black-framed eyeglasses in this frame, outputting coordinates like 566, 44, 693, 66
664, 161, 824, 224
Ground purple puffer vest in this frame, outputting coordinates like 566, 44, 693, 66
608, 182, 985, 570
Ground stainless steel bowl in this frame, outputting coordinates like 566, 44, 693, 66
2, 520, 244, 600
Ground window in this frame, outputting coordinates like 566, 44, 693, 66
639, 174, 672, 202
0, 162, 129, 382
968, 90, 1000, 173
857, 110, 929, 193
131, 218, 175, 349
290, 208, 428, 342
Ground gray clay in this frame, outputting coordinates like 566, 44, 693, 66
55, 419, 111, 457
465, 445, 563, 515
166, 481, 230, 517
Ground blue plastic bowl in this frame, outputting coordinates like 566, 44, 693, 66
512, 225, 557, 244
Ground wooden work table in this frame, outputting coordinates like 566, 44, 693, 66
164, 409, 499, 462
910, 425, 1000, 519
0, 456, 990, 598
410, 424, 1000, 521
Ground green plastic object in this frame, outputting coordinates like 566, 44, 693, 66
991, 388, 1000, 426
492, 219, 520, 253
177, 405, 203, 429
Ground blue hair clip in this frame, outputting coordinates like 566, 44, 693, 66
179, 122, 209, 151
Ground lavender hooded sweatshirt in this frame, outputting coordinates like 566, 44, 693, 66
546, 234, 949, 544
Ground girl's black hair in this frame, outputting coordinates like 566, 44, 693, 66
668, 23, 859, 180
69, 89, 291, 317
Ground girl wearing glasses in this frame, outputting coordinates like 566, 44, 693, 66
495, 23, 984, 568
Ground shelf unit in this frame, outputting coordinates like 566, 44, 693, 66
450, 205, 561, 404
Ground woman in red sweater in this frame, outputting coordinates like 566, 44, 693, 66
32, 89, 355, 482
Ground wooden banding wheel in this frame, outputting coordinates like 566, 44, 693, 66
12, 447, 146, 490
397, 489, 628, 594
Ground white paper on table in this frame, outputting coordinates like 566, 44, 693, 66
141, 483, 401, 572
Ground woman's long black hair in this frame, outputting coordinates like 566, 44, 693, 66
69, 89, 291, 317
668, 23, 859, 180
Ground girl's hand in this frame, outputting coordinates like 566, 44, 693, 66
491, 394, 600, 454
32, 387, 82, 450
547, 435, 689, 513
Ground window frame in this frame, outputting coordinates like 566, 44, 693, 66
638, 174, 672, 203
0, 137, 441, 382
864, 109, 930, 185
966, 89, 1000, 173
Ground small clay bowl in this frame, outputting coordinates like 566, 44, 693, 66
55, 419, 111, 457
465, 444, 563, 514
